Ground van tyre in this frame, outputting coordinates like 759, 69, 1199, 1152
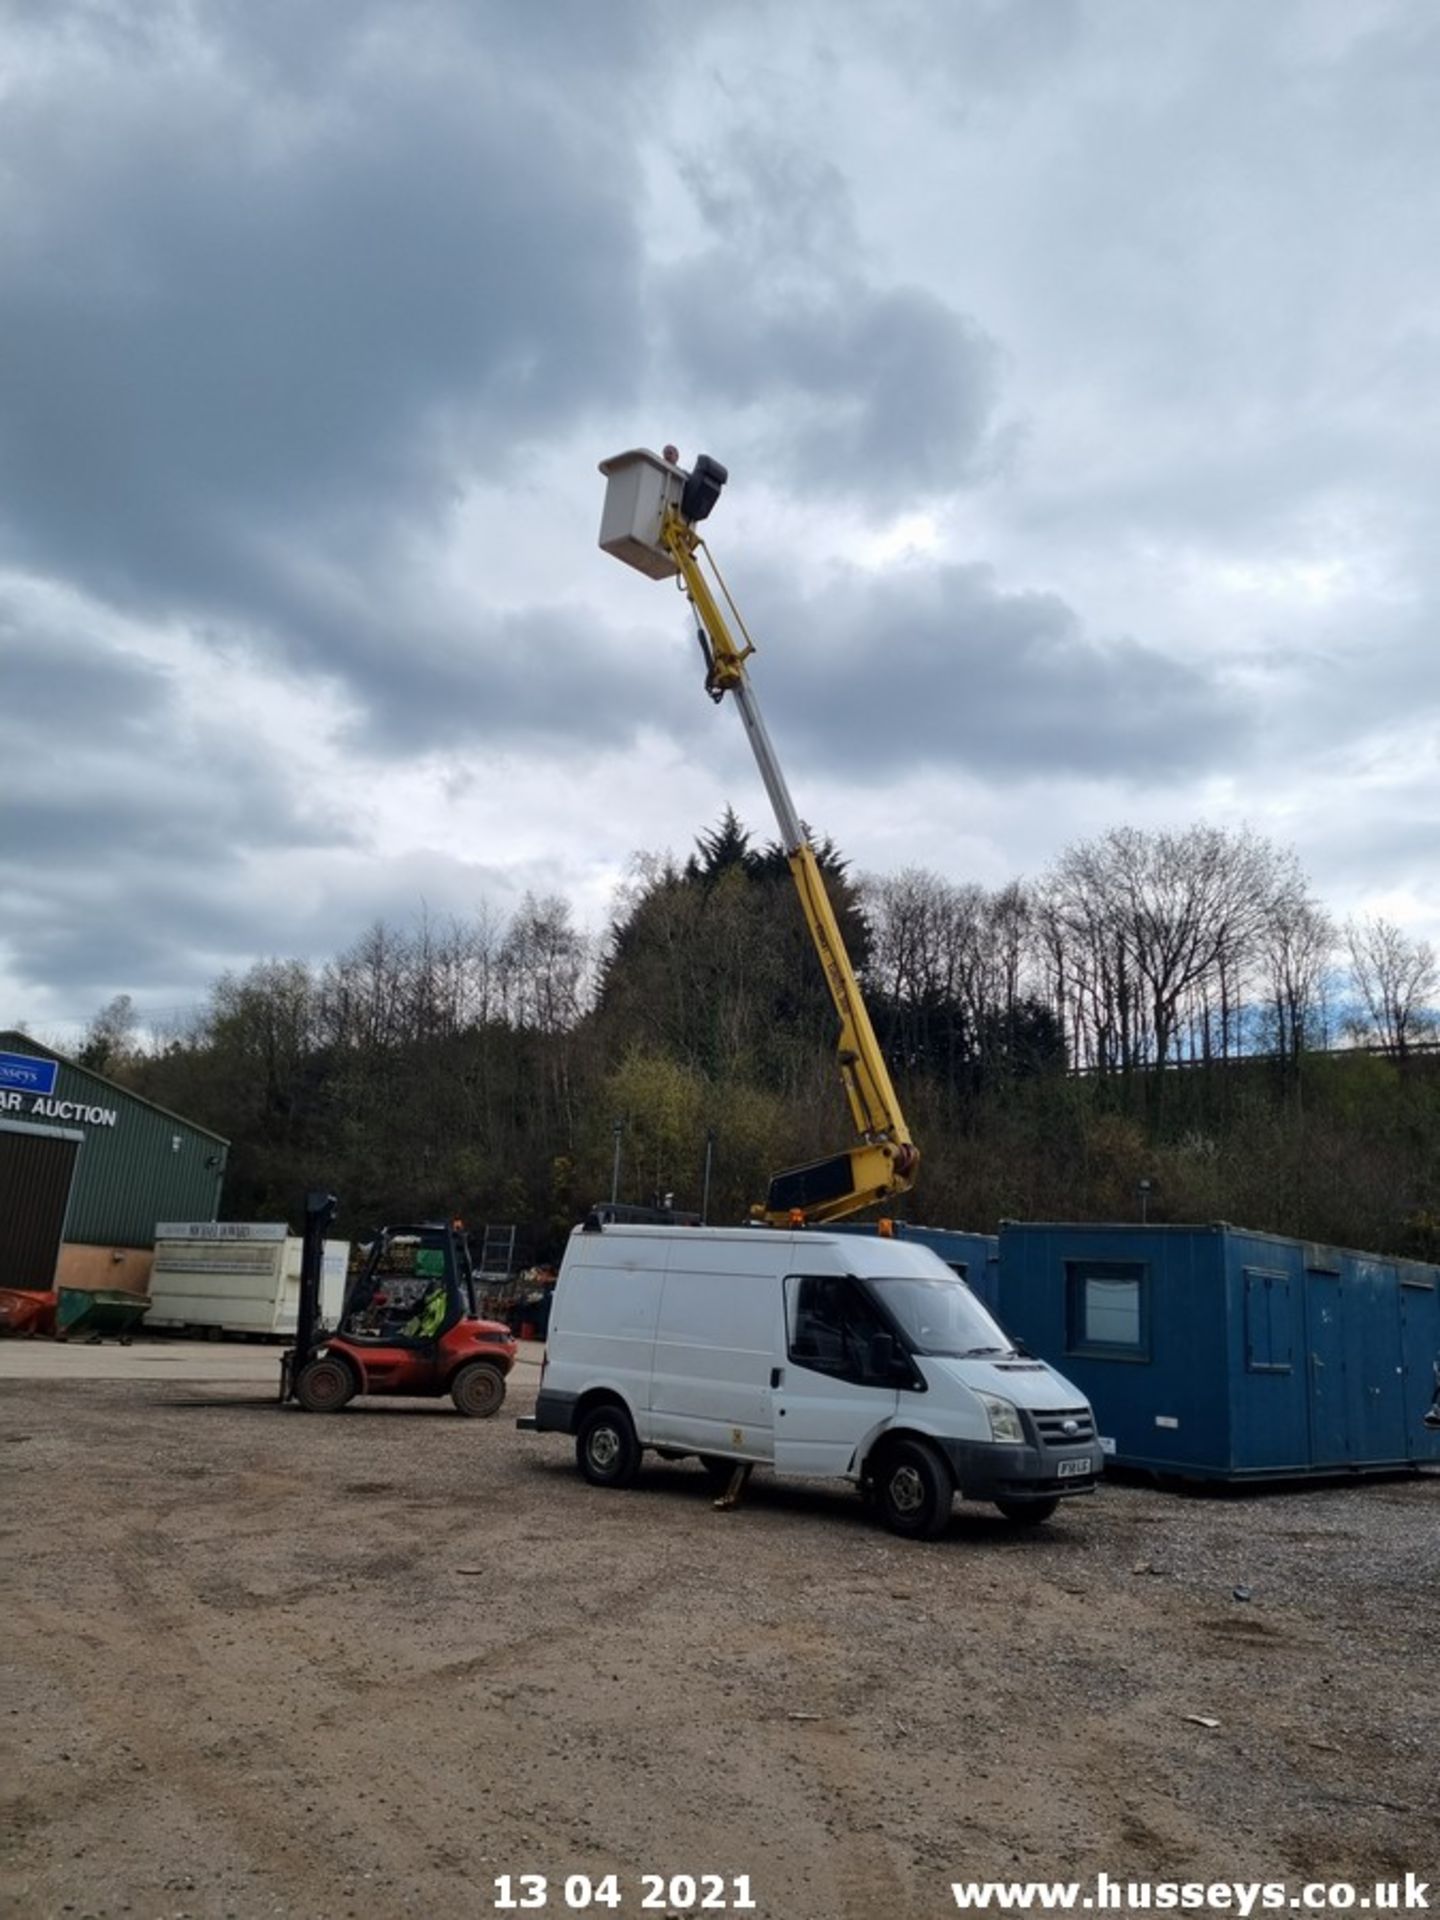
995, 1497, 1059, 1526
873, 1438, 953, 1540
294, 1356, 355, 1413
576, 1404, 641, 1489
451, 1362, 506, 1418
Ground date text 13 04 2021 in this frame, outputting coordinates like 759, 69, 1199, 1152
492, 1873, 757, 1912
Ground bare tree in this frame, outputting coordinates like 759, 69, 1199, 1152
1043, 825, 1295, 1072
319, 920, 405, 1052
78, 993, 140, 1075
1345, 916, 1438, 1058
1261, 891, 1336, 1066
499, 895, 591, 1035
860, 869, 1045, 1090
1039, 841, 1138, 1072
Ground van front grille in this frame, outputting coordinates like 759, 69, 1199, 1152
1033, 1408, 1096, 1447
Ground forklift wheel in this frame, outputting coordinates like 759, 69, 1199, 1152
294, 1356, 356, 1413
450, 1362, 506, 1419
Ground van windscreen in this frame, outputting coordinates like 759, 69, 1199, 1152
861, 1274, 1014, 1358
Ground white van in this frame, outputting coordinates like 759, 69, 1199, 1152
521, 1218, 1102, 1538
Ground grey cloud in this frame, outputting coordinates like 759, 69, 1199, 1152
656, 142, 1005, 506
661, 274, 1003, 499
1, 621, 358, 859
241, 587, 704, 756
1253, 600, 1439, 757
1304, 807, 1440, 890
202, 0, 653, 90
0, 615, 171, 737
0, 2, 650, 611
0, 844, 531, 1012
738, 560, 1247, 783
3, 0, 1437, 1023
0, 574, 657, 1017
286, 850, 532, 951
965, 4, 1440, 556
913, 0, 1084, 93
5, 885, 263, 1002
2, 772, 354, 870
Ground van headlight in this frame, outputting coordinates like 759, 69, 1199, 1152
977, 1392, 1025, 1445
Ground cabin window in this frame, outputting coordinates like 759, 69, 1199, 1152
1066, 1260, 1148, 1359
786, 1275, 894, 1386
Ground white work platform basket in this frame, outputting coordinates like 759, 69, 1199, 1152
597, 448, 686, 579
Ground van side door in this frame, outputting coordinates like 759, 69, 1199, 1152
648, 1256, 776, 1461
772, 1274, 899, 1477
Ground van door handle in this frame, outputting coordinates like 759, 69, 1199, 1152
770, 1367, 783, 1388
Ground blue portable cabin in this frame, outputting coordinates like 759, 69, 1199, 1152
993, 1221, 1440, 1482
829, 1222, 1001, 1313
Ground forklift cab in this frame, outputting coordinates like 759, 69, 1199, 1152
342, 1224, 471, 1348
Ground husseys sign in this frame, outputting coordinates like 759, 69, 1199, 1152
0, 1050, 118, 1129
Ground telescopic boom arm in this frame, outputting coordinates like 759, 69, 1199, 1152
597, 447, 919, 1225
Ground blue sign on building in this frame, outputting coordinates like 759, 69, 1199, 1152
0, 1050, 58, 1095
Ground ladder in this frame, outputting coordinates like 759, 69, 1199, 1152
476, 1223, 517, 1281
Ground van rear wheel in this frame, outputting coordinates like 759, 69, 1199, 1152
873, 1439, 953, 1540
576, 1403, 641, 1489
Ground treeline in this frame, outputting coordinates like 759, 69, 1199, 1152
78, 814, 1440, 1264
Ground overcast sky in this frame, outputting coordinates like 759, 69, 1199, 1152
3, 0, 1437, 1040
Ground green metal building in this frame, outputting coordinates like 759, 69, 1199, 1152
0, 1032, 228, 1294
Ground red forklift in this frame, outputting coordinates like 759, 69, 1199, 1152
280, 1191, 517, 1416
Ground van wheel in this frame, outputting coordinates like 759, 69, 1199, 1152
872, 1439, 953, 1540
576, 1404, 641, 1489
995, 1497, 1059, 1526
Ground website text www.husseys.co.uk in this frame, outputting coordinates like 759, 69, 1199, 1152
949, 1872, 1430, 1914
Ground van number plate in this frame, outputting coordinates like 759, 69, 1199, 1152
1057, 1458, 1091, 1479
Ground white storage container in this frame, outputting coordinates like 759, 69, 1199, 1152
597, 448, 685, 579
149, 1222, 349, 1337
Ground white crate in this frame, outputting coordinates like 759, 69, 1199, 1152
597, 448, 685, 579
148, 1231, 349, 1334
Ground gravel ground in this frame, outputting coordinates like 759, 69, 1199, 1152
1, 1371, 1436, 1920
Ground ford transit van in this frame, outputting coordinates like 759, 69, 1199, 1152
522, 1219, 1102, 1538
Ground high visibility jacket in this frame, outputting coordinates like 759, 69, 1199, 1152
403, 1286, 447, 1339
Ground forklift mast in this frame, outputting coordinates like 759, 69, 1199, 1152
284, 1188, 338, 1402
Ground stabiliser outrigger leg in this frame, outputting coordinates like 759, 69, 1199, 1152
713, 1462, 754, 1511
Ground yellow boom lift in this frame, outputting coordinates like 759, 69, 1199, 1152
597, 446, 919, 1226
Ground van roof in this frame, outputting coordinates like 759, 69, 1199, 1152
569, 1221, 956, 1277
572, 1221, 834, 1245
